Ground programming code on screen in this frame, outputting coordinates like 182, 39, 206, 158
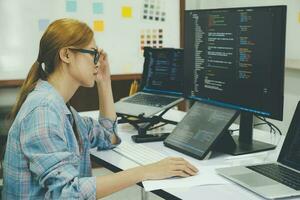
143, 48, 184, 95
184, 7, 285, 119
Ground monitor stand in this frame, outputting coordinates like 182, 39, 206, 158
214, 111, 276, 155
117, 107, 177, 143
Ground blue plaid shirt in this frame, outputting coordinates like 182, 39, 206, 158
2, 80, 120, 199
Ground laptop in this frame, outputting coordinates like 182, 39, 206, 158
216, 101, 300, 199
115, 47, 184, 118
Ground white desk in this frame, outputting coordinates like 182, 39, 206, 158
81, 109, 298, 200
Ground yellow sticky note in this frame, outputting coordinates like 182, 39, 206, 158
122, 64, 132, 73
94, 20, 104, 32
122, 6, 132, 18
298, 12, 300, 24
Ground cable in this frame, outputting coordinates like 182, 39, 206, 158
228, 121, 281, 136
255, 120, 275, 135
255, 115, 282, 136
255, 115, 280, 135
229, 128, 239, 133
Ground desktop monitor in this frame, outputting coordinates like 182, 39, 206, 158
184, 6, 286, 155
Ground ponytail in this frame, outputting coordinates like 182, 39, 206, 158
9, 61, 44, 120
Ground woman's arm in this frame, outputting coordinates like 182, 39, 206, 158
96, 81, 118, 144
95, 49, 118, 144
92, 50, 198, 199
95, 157, 199, 199
97, 80, 116, 121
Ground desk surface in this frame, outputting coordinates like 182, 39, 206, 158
81, 109, 298, 200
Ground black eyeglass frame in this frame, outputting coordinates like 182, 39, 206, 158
69, 48, 100, 65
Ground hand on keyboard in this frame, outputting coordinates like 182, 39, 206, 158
142, 157, 199, 180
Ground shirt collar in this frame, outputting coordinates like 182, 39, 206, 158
35, 79, 71, 115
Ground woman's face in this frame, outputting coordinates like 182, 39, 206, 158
68, 39, 99, 87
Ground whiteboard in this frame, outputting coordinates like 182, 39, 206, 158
0, 0, 180, 80
194, 0, 300, 69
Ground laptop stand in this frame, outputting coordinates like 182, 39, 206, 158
117, 107, 177, 143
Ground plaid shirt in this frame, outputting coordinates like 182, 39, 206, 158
2, 80, 120, 199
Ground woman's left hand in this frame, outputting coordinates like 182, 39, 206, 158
95, 49, 111, 84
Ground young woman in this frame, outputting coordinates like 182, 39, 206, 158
2, 18, 198, 199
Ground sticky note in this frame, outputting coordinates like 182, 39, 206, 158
38, 19, 50, 31
94, 20, 104, 32
93, 2, 103, 14
122, 64, 132, 74
298, 12, 300, 24
122, 6, 132, 18
66, 0, 77, 12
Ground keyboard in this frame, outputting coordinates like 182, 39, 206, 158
247, 163, 300, 190
124, 93, 179, 107
113, 141, 167, 165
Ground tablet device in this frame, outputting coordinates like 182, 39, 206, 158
164, 101, 239, 160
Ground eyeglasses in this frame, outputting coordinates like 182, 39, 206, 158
69, 48, 100, 65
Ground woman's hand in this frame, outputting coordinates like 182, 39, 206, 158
142, 157, 198, 180
95, 49, 111, 84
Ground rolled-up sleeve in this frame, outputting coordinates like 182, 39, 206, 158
20, 106, 96, 199
81, 114, 121, 150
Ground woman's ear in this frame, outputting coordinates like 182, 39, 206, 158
59, 47, 71, 64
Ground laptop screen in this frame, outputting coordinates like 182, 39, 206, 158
140, 47, 184, 96
278, 101, 300, 171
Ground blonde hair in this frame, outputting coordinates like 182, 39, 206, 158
10, 18, 94, 119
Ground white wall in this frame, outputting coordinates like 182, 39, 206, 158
185, 0, 300, 134
185, 0, 201, 10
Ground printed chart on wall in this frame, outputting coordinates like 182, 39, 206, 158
0, 0, 180, 80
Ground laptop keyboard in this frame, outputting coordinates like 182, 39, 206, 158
247, 163, 300, 190
124, 93, 180, 107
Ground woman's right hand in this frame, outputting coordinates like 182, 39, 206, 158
142, 157, 199, 180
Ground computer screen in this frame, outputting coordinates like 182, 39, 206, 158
141, 47, 184, 96
164, 101, 239, 160
279, 101, 300, 171
184, 6, 286, 155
